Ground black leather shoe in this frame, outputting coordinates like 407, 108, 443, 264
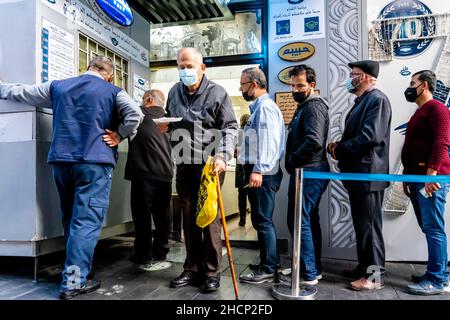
170, 271, 197, 288
59, 279, 101, 300
342, 266, 365, 279
201, 276, 220, 293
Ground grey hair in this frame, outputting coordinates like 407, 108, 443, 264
143, 89, 165, 107
176, 47, 203, 65
242, 67, 267, 89
88, 56, 114, 75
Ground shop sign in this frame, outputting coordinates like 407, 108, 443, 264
277, 66, 295, 85
88, 0, 134, 27
278, 42, 315, 62
275, 90, 320, 124
270, 0, 325, 42
41, 0, 148, 66
376, 0, 435, 57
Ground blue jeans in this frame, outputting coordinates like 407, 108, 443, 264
52, 163, 113, 291
408, 182, 450, 287
287, 165, 329, 281
246, 167, 283, 273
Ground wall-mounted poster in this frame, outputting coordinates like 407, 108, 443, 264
270, 0, 326, 43
41, 19, 75, 83
133, 74, 150, 104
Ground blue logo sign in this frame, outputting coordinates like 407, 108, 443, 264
276, 20, 291, 36
138, 79, 145, 85
377, 0, 435, 57
288, 0, 304, 4
304, 17, 320, 33
400, 66, 412, 76
88, 0, 134, 27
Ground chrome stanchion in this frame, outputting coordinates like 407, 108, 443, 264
272, 168, 318, 300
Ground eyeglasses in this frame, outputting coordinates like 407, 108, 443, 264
349, 73, 364, 77
240, 81, 253, 87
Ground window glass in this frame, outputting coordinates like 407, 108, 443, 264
78, 34, 129, 91
150, 10, 262, 61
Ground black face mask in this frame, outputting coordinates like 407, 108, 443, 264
292, 91, 308, 104
242, 89, 254, 102
404, 82, 425, 103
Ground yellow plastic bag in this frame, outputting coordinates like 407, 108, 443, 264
196, 157, 218, 228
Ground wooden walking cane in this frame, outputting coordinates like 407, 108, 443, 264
214, 175, 239, 300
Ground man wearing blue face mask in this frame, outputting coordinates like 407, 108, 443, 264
164, 48, 238, 293
327, 60, 392, 291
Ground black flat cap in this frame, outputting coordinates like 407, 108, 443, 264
348, 60, 379, 78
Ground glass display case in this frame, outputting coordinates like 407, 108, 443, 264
150, 10, 262, 62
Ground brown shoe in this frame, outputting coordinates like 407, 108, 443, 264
350, 278, 384, 291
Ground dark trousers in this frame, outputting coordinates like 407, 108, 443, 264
52, 163, 113, 291
245, 166, 283, 273
346, 189, 386, 277
176, 164, 224, 277
238, 186, 248, 221
130, 178, 171, 263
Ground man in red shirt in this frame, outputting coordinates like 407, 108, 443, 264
402, 70, 450, 295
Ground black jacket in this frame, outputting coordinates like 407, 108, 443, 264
166, 76, 238, 163
285, 95, 329, 175
124, 106, 173, 182
335, 88, 392, 191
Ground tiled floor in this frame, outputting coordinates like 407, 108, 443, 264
0, 236, 449, 300
225, 213, 257, 241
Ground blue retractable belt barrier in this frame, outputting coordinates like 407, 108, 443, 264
303, 171, 450, 183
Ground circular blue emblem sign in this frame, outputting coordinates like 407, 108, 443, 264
88, 0, 134, 27
377, 0, 435, 57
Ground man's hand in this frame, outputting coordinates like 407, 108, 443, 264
424, 182, 441, 197
327, 142, 337, 160
212, 158, 227, 175
424, 168, 440, 197
249, 172, 263, 188
403, 182, 411, 197
157, 123, 169, 134
103, 129, 121, 147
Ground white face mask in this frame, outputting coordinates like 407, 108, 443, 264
179, 68, 199, 87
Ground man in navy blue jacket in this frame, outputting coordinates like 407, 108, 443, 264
328, 60, 391, 291
0, 56, 143, 299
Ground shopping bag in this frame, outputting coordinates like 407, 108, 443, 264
196, 157, 218, 228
